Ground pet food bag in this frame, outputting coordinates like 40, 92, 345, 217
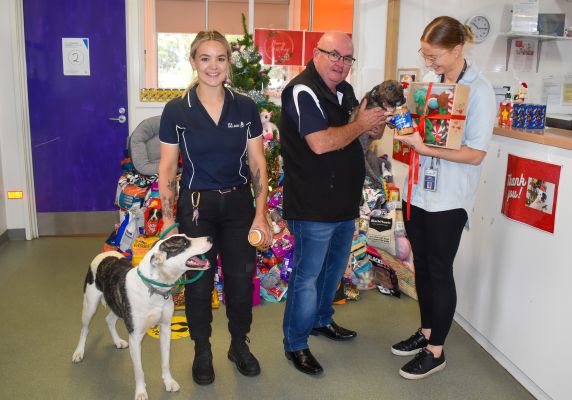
115, 175, 148, 210
369, 246, 417, 300
131, 236, 158, 266
367, 246, 400, 297
366, 209, 397, 256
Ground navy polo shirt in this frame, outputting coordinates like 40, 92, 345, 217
283, 85, 350, 138
159, 86, 263, 191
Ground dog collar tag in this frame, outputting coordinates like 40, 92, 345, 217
147, 286, 171, 299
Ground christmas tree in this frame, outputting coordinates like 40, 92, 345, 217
228, 14, 282, 189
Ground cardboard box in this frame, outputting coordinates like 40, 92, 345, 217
406, 82, 470, 150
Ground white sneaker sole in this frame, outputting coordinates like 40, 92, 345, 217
391, 347, 423, 356
399, 360, 446, 380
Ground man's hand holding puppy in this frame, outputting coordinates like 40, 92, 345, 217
364, 107, 394, 140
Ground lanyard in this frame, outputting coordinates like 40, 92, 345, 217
440, 59, 467, 84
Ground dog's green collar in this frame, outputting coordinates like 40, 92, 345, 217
136, 267, 205, 298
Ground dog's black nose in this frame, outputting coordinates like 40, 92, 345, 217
207, 236, 213, 244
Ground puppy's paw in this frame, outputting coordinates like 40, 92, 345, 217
115, 339, 129, 349
71, 350, 84, 363
134, 390, 148, 400
164, 378, 180, 392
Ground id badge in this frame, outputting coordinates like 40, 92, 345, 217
423, 168, 438, 191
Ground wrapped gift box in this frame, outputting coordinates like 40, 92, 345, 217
406, 82, 470, 150
511, 103, 546, 129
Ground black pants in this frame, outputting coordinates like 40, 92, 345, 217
403, 201, 467, 346
177, 185, 256, 341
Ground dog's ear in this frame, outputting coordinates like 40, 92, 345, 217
151, 251, 167, 267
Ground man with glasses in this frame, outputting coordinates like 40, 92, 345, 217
280, 31, 386, 375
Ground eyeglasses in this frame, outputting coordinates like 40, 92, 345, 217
418, 48, 449, 63
316, 47, 356, 66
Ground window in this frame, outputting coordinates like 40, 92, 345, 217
144, 0, 354, 90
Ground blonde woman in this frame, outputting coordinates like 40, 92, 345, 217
158, 31, 271, 385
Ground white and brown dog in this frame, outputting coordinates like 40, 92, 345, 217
72, 234, 212, 400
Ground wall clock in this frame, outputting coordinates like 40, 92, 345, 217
466, 15, 491, 43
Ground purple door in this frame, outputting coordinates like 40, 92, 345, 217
24, 0, 128, 215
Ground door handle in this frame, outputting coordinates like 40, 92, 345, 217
109, 115, 127, 124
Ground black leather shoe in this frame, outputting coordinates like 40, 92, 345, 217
192, 342, 215, 385
285, 348, 323, 375
310, 321, 357, 341
228, 336, 261, 377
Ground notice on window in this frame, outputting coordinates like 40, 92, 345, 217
501, 154, 561, 234
62, 38, 90, 76
254, 29, 303, 66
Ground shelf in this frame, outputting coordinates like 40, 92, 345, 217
499, 32, 572, 72
493, 125, 572, 150
499, 31, 572, 41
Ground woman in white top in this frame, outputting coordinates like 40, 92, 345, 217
392, 16, 496, 380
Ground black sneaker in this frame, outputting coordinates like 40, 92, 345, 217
399, 348, 446, 380
228, 336, 261, 377
391, 329, 429, 356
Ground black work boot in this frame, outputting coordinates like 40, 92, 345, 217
192, 340, 214, 385
228, 336, 261, 376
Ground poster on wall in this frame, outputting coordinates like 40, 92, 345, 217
62, 38, 90, 76
254, 29, 303, 66
303, 31, 324, 65
501, 154, 561, 233
508, 38, 537, 73
303, 32, 352, 65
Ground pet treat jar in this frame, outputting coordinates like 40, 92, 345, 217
248, 229, 269, 250
393, 105, 415, 135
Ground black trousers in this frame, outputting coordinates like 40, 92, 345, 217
177, 185, 256, 341
403, 201, 467, 346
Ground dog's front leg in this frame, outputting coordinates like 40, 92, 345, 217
159, 308, 180, 392
159, 301, 181, 392
128, 330, 148, 400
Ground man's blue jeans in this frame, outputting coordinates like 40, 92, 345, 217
283, 219, 355, 352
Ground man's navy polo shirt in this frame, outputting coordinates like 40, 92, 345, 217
159, 86, 263, 191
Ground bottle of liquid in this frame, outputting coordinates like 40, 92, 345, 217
393, 104, 415, 135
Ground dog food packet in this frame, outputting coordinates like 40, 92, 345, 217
367, 246, 400, 297
366, 209, 397, 256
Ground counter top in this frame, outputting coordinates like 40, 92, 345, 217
493, 126, 572, 151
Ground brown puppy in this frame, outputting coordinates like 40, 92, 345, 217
364, 80, 406, 113
354, 80, 405, 188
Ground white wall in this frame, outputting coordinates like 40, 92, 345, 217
352, 0, 388, 98
0, 0, 28, 237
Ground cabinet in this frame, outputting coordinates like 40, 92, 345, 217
500, 32, 572, 72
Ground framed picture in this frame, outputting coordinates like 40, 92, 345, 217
397, 68, 420, 85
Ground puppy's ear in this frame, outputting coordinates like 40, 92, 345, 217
151, 251, 167, 267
